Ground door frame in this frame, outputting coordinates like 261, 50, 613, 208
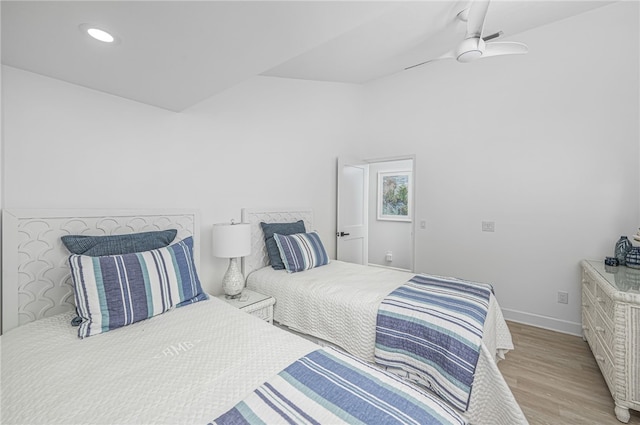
364, 154, 416, 272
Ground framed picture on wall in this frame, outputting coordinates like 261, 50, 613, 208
377, 171, 412, 222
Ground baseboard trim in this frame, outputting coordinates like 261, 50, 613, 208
502, 308, 583, 337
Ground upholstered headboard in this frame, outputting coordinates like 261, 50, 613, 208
1, 209, 199, 334
241, 208, 313, 277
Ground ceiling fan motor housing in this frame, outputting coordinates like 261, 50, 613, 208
456, 37, 485, 62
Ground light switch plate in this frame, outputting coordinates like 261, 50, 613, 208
482, 221, 495, 232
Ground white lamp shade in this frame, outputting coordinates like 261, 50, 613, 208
211, 223, 251, 258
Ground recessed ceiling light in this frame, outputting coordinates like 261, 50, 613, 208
79, 23, 118, 44
87, 28, 114, 43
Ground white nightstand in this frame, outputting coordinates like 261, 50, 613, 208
216, 289, 275, 324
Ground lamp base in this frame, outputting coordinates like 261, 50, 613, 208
222, 257, 245, 298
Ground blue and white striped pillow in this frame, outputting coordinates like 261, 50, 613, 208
273, 231, 330, 273
68, 236, 208, 338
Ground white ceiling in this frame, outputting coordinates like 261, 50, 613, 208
1, 1, 614, 112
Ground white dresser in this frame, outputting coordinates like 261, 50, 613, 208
581, 260, 640, 423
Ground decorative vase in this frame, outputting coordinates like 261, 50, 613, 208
615, 236, 632, 266
625, 246, 640, 270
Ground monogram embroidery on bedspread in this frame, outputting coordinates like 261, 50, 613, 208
375, 274, 492, 412
153, 340, 202, 359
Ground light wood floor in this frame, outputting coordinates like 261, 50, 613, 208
499, 321, 640, 425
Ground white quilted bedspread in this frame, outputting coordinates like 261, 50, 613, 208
0, 298, 317, 425
247, 261, 528, 425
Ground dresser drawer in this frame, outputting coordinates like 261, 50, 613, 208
593, 308, 616, 358
582, 286, 595, 318
582, 269, 597, 298
592, 335, 616, 395
594, 284, 615, 322
582, 302, 596, 347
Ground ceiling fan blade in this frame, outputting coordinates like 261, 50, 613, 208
483, 41, 528, 58
465, 0, 490, 39
404, 50, 456, 71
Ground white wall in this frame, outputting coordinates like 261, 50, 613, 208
2, 67, 365, 294
368, 159, 413, 270
359, 2, 640, 334
2, 1, 638, 335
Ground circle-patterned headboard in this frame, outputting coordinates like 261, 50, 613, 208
240, 208, 313, 277
1, 209, 199, 334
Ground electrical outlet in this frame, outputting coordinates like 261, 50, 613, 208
385, 251, 393, 262
557, 291, 569, 304
482, 221, 495, 232
420, 220, 426, 230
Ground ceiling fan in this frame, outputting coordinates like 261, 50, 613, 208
405, 0, 528, 70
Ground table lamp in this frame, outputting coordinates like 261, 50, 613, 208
212, 221, 251, 298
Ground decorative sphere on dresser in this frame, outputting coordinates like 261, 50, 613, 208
625, 246, 640, 269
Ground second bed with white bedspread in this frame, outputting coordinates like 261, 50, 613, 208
247, 260, 527, 425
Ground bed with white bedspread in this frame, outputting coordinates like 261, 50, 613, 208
1, 209, 469, 425
242, 208, 528, 425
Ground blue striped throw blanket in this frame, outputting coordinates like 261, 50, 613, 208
211, 348, 466, 425
375, 274, 492, 412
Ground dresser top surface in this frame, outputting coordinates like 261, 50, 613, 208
586, 260, 640, 295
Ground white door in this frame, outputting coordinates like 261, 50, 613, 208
336, 157, 368, 265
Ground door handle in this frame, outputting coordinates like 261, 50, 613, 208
336, 231, 350, 237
